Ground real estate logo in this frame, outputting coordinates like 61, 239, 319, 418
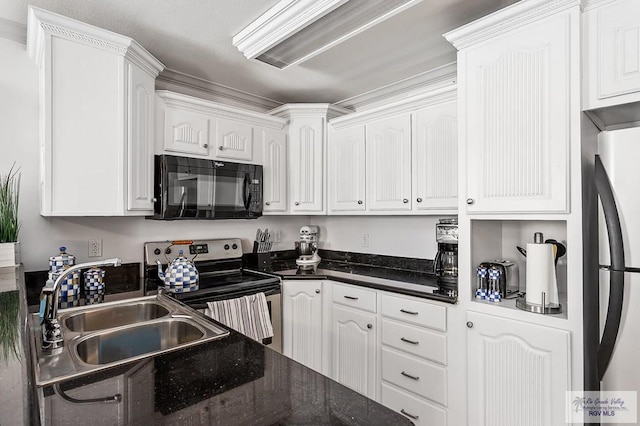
566, 391, 637, 423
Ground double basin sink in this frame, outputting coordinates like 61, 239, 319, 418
29, 294, 229, 386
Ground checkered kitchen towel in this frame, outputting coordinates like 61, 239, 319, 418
205, 292, 273, 342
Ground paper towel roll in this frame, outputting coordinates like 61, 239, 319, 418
525, 242, 559, 306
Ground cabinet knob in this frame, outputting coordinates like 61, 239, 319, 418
466, 321, 474, 328
294, 201, 299, 206
218, 146, 224, 151
416, 198, 422, 203
403, 198, 409, 204
203, 143, 209, 149
152, 198, 157, 203
265, 201, 271, 206
367, 324, 373, 329
357, 200, 363, 205
466, 198, 475, 205
315, 289, 320, 294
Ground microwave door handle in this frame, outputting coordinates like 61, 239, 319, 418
243, 173, 251, 210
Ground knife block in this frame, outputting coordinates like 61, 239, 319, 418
245, 252, 272, 272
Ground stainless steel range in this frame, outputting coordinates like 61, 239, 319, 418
143, 238, 282, 352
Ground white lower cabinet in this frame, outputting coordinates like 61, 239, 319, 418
466, 311, 570, 426
381, 383, 447, 426
330, 304, 377, 399
282, 280, 324, 373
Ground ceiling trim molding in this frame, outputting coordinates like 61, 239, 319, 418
27, 6, 164, 76
269, 103, 352, 119
156, 90, 286, 129
0, 18, 27, 45
582, 0, 616, 11
232, 0, 347, 60
330, 85, 457, 129
335, 62, 457, 112
443, 0, 582, 50
156, 68, 283, 113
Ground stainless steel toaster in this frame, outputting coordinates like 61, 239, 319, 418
483, 260, 520, 299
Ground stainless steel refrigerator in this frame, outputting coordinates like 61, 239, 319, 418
588, 127, 640, 399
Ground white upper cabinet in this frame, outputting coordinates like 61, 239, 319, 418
155, 91, 286, 165
445, 2, 580, 214
412, 101, 457, 210
270, 104, 350, 215
328, 126, 366, 212
262, 129, 288, 213
214, 119, 253, 161
584, 0, 640, 110
327, 87, 458, 215
367, 114, 413, 212
27, 6, 164, 216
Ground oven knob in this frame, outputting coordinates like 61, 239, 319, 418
153, 248, 161, 255
165, 248, 172, 255
224, 244, 230, 250
232, 243, 238, 250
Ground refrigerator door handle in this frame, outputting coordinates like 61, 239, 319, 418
594, 155, 626, 381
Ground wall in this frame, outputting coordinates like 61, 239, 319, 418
316, 215, 453, 260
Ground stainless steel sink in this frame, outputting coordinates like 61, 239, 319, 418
62, 300, 170, 332
75, 318, 204, 365
28, 295, 229, 386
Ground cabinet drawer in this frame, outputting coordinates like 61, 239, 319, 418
381, 347, 447, 406
381, 383, 447, 426
381, 294, 446, 331
382, 319, 447, 365
332, 283, 377, 313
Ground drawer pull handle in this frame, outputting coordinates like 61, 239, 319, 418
344, 295, 359, 300
400, 409, 419, 420
400, 309, 418, 315
400, 337, 419, 345
401, 371, 420, 381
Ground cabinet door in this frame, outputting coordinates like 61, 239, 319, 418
262, 129, 288, 213
282, 280, 324, 372
412, 101, 457, 211
163, 107, 211, 156
590, 0, 640, 102
289, 117, 325, 213
366, 115, 412, 211
463, 13, 571, 213
328, 126, 366, 212
126, 60, 155, 213
331, 305, 377, 399
214, 118, 253, 161
467, 311, 570, 426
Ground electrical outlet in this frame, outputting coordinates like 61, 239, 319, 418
88, 239, 102, 258
362, 234, 369, 247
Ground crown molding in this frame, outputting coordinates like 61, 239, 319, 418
269, 103, 352, 120
335, 62, 457, 112
27, 6, 164, 76
329, 85, 457, 130
156, 68, 283, 113
0, 18, 27, 45
444, 0, 582, 50
232, 0, 348, 59
156, 90, 286, 130
582, 0, 616, 11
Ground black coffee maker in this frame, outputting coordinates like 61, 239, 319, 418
433, 218, 458, 295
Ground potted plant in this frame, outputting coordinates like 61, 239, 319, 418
0, 164, 21, 268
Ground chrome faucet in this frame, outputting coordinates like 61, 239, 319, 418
40, 258, 122, 350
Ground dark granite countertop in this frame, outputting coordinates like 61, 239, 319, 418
34, 320, 413, 426
273, 268, 456, 304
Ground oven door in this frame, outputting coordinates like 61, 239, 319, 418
212, 161, 262, 219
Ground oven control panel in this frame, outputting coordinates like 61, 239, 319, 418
144, 238, 243, 265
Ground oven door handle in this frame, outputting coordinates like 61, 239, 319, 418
242, 172, 251, 210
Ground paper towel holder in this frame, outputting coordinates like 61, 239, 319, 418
516, 293, 562, 314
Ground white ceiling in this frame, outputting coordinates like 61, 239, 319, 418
1, 0, 518, 105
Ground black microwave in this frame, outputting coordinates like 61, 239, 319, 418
151, 155, 262, 220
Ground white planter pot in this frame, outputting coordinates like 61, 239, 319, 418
0, 242, 20, 268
